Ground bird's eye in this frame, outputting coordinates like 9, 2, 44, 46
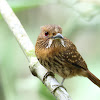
45, 32, 49, 36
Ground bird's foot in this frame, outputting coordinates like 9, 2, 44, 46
51, 84, 66, 94
43, 71, 55, 83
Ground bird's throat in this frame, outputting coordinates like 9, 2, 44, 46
46, 39, 65, 48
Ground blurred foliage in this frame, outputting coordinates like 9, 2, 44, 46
7, 0, 55, 11
39, 83, 56, 100
0, 0, 100, 100
0, 0, 55, 18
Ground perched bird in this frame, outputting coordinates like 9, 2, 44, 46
35, 24, 100, 87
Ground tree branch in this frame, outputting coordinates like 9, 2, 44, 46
0, 0, 72, 100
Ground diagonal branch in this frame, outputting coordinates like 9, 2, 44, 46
0, 0, 72, 100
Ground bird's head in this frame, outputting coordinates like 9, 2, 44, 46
36, 25, 65, 49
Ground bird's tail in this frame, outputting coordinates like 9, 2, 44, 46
87, 70, 100, 88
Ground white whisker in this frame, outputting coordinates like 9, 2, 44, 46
61, 39, 65, 47
46, 39, 53, 48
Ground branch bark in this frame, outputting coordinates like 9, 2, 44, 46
0, 0, 72, 100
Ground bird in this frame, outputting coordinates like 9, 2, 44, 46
35, 24, 100, 87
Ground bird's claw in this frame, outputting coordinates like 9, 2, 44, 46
43, 71, 55, 83
51, 84, 66, 94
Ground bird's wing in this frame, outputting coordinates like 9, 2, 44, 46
63, 38, 88, 70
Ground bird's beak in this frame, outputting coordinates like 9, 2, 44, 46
47, 33, 65, 48
51, 33, 64, 39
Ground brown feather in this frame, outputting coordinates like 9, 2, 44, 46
35, 25, 100, 88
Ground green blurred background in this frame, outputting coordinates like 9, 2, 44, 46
0, 0, 100, 100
